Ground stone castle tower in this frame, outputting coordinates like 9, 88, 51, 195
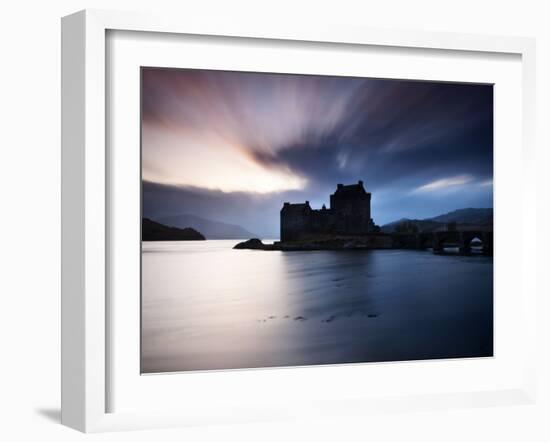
280, 180, 377, 241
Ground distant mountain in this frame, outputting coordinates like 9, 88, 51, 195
429, 208, 493, 225
142, 218, 205, 241
381, 208, 493, 233
157, 214, 256, 239
381, 219, 444, 233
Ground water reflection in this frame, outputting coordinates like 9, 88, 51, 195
141, 241, 493, 373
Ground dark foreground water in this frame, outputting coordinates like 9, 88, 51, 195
141, 240, 493, 373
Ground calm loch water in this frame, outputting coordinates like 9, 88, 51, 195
141, 240, 493, 373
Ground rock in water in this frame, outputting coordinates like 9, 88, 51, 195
233, 238, 268, 250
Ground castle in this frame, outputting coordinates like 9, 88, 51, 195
280, 181, 378, 242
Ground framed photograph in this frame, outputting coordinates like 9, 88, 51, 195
61, 9, 538, 432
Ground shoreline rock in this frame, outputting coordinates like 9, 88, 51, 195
233, 238, 273, 250
233, 235, 393, 251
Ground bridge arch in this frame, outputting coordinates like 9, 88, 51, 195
433, 231, 462, 253
459, 232, 480, 254
418, 234, 435, 250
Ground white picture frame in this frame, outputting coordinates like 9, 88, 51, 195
61, 9, 538, 433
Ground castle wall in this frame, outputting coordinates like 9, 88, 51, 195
310, 209, 337, 235
280, 205, 312, 241
280, 182, 377, 241
330, 191, 371, 234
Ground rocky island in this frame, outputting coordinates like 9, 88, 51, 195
233, 181, 493, 254
234, 182, 392, 251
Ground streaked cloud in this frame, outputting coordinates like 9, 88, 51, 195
142, 123, 307, 193
478, 179, 493, 187
414, 175, 474, 193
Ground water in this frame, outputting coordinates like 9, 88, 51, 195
141, 240, 493, 373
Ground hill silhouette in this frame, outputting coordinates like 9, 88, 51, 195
158, 213, 255, 239
381, 208, 492, 233
142, 218, 205, 241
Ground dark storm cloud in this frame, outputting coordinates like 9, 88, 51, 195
142, 68, 493, 231
249, 79, 493, 192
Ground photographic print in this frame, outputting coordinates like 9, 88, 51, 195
141, 68, 493, 374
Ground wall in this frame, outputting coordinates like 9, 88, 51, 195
0, 1, 548, 441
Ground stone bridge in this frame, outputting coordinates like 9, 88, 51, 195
391, 229, 493, 255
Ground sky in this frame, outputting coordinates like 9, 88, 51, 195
142, 68, 493, 237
